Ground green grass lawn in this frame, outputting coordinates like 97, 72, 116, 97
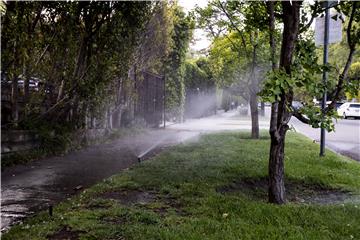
3, 131, 360, 240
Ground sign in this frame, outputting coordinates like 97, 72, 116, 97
315, 12, 343, 46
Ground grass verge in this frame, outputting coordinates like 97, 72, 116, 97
3, 131, 360, 240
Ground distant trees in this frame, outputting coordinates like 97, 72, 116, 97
196, 1, 273, 138
184, 58, 216, 118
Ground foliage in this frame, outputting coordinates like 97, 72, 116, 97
2, 1, 152, 129
184, 58, 213, 89
164, 5, 194, 121
3, 132, 360, 239
346, 62, 360, 100
260, 2, 360, 133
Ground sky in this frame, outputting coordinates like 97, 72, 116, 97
177, 0, 330, 52
178, 0, 211, 52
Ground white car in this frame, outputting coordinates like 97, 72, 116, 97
337, 102, 360, 119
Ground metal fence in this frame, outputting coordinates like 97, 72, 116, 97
135, 70, 165, 128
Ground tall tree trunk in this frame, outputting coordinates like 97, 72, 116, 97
249, 91, 259, 138
260, 102, 265, 116
249, 42, 259, 139
268, 1, 301, 204
11, 75, 19, 124
11, 40, 19, 125
24, 62, 30, 103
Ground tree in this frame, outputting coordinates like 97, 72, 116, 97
163, 4, 194, 122
196, 1, 273, 138
1, 1, 152, 131
260, 1, 360, 204
184, 58, 216, 118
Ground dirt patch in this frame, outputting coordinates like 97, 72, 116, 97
47, 226, 86, 240
84, 202, 110, 210
217, 177, 355, 204
100, 215, 127, 225
162, 195, 187, 216
100, 189, 156, 206
149, 195, 187, 216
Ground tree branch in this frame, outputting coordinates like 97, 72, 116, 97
299, 1, 319, 33
326, 1, 357, 112
292, 109, 310, 124
216, 0, 250, 59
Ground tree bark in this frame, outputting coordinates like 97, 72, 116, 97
268, 127, 286, 203
249, 91, 259, 139
260, 102, 265, 116
268, 1, 301, 204
249, 38, 259, 139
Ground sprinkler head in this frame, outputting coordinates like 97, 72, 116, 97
137, 157, 141, 163
49, 205, 53, 217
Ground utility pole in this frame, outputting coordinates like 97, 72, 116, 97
320, 1, 330, 157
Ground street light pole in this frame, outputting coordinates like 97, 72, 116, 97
320, 1, 330, 157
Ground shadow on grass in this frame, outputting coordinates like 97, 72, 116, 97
46, 226, 86, 240
217, 177, 357, 204
96, 188, 187, 217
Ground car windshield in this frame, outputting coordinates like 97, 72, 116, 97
349, 104, 360, 108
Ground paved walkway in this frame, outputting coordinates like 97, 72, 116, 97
1, 129, 198, 231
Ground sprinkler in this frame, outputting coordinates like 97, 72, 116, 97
136, 136, 167, 164
48, 205, 53, 217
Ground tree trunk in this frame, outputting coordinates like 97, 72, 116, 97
268, 129, 286, 203
11, 76, 19, 124
249, 43, 259, 139
260, 102, 265, 116
249, 91, 259, 139
268, 1, 301, 204
24, 62, 30, 103
11, 38, 20, 125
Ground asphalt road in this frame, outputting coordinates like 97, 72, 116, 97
290, 117, 360, 162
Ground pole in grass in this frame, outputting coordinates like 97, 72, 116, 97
315, 1, 342, 156
49, 204, 53, 217
320, 0, 329, 157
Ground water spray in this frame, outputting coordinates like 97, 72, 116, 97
136, 136, 168, 163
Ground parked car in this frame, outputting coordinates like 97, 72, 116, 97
335, 101, 345, 109
337, 102, 360, 119
291, 100, 303, 110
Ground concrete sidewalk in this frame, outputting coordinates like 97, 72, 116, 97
1, 128, 198, 231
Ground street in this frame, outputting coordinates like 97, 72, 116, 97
290, 117, 360, 161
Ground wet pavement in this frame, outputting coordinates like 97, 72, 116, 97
2, 110, 269, 232
1, 129, 199, 232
